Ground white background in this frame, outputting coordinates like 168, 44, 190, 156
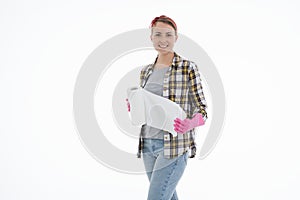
1, 0, 300, 199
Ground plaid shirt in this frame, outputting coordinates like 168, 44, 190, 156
137, 52, 208, 159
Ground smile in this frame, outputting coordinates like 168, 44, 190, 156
158, 44, 168, 48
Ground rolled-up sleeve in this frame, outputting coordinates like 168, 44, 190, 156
188, 62, 208, 121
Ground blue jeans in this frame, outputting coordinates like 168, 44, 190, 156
142, 138, 188, 200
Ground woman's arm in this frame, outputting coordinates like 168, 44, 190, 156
188, 62, 208, 121
173, 62, 208, 134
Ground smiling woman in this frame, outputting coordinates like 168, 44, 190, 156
125, 15, 208, 200
149, 16, 178, 69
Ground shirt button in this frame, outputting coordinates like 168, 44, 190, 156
164, 134, 170, 140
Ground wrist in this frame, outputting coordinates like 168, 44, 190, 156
191, 113, 205, 126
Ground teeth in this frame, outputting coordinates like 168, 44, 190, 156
159, 44, 168, 48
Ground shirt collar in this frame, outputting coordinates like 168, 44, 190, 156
149, 52, 182, 71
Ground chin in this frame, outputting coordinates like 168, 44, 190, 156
155, 48, 173, 54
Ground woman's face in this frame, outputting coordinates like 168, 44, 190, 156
150, 22, 178, 55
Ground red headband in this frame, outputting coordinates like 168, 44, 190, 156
150, 15, 177, 31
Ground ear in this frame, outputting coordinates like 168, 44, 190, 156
175, 34, 178, 42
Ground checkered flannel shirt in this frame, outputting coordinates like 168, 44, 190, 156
137, 52, 208, 159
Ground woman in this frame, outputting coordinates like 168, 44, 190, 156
126, 15, 208, 200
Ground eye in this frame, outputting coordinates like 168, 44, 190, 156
154, 33, 161, 36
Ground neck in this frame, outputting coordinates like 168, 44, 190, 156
156, 51, 174, 66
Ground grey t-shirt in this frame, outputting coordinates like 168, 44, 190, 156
141, 66, 170, 139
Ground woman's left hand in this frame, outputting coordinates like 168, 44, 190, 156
173, 113, 205, 134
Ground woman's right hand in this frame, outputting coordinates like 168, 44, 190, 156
126, 98, 130, 112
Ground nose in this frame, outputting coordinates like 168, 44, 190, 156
159, 37, 168, 43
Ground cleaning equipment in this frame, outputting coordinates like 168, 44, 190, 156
127, 86, 187, 137
174, 113, 205, 134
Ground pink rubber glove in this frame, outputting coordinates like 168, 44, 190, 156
173, 113, 205, 134
125, 98, 130, 112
